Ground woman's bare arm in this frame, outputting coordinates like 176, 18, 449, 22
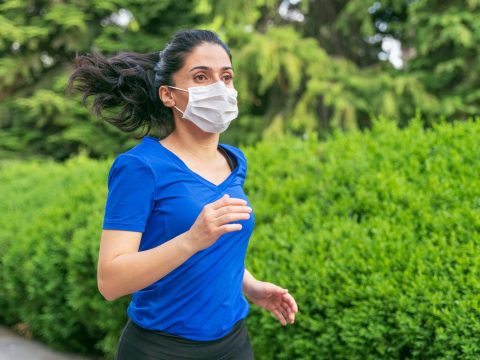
97, 229, 196, 301
97, 195, 252, 301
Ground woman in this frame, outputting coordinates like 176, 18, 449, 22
68, 29, 298, 360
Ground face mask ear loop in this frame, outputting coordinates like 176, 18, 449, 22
167, 85, 188, 92
173, 105, 185, 115
167, 85, 187, 116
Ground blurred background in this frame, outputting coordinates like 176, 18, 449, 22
1, 0, 478, 161
1, 1, 479, 360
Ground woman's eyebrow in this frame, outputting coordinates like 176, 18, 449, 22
189, 66, 234, 72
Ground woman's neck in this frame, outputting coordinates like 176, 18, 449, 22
161, 128, 221, 163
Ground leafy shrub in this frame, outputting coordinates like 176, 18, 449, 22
244, 118, 480, 359
1, 118, 479, 359
0, 155, 129, 357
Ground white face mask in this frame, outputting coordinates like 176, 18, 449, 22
168, 81, 239, 133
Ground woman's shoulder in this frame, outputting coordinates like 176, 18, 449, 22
110, 144, 151, 169
112, 137, 167, 166
107, 139, 166, 180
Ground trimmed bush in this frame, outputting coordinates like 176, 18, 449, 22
0, 156, 129, 357
1, 118, 479, 359
244, 118, 480, 359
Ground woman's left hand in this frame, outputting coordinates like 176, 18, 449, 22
244, 280, 298, 326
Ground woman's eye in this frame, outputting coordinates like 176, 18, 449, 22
194, 74, 207, 81
223, 74, 233, 81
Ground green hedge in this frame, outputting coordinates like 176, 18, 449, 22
0, 156, 129, 357
1, 118, 479, 359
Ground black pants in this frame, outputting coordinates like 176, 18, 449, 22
115, 319, 255, 360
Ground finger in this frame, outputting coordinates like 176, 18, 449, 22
271, 308, 287, 326
276, 289, 287, 297
282, 292, 298, 313
214, 205, 252, 218
210, 195, 247, 210
218, 224, 243, 234
276, 306, 292, 326
215, 212, 251, 226
279, 301, 295, 324
275, 293, 297, 320
279, 301, 293, 318
263, 283, 288, 297
271, 286, 288, 295
279, 303, 295, 324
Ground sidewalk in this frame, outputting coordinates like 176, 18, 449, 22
0, 325, 93, 360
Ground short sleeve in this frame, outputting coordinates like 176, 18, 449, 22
102, 154, 155, 232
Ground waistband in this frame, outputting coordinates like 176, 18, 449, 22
127, 318, 245, 345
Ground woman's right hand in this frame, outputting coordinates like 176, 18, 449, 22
184, 194, 252, 252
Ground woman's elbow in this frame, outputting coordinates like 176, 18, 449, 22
97, 273, 119, 302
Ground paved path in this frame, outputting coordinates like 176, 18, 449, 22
0, 325, 93, 360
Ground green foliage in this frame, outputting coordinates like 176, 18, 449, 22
221, 25, 437, 146
338, 0, 480, 119
243, 117, 480, 359
2, 1, 480, 161
213, 0, 480, 144
0, 0, 203, 161
0, 155, 129, 357
1, 119, 479, 358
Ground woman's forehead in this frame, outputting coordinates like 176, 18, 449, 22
181, 43, 232, 71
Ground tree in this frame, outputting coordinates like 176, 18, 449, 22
1, 0, 478, 159
0, 0, 203, 160
206, 0, 478, 145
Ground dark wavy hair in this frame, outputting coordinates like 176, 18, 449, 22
67, 29, 232, 138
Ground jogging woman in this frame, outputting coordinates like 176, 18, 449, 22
68, 29, 298, 360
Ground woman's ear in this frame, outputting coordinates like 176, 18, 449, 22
159, 85, 175, 108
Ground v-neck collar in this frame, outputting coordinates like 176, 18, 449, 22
144, 135, 240, 191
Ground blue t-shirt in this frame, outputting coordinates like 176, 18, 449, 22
102, 135, 255, 341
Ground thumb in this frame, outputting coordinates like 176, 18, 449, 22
266, 283, 288, 295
